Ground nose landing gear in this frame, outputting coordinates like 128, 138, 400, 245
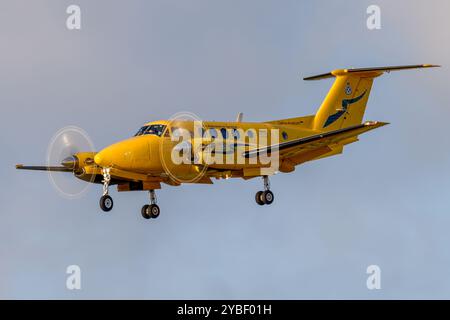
141, 189, 160, 220
255, 175, 274, 206
98, 167, 160, 220
99, 168, 113, 212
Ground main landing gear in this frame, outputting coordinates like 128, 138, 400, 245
255, 176, 274, 206
141, 190, 160, 220
99, 168, 114, 212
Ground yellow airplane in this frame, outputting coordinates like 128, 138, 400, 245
16, 64, 438, 220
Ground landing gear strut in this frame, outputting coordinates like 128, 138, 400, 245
141, 189, 160, 219
255, 175, 274, 206
99, 168, 113, 212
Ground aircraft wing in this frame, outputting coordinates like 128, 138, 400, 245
243, 121, 388, 159
15, 164, 73, 172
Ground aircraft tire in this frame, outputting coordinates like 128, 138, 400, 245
255, 191, 265, 205
141, 205, 151, 219
99, 195, 113, 212
262, 190, 274, 205
149, 204, 160, 219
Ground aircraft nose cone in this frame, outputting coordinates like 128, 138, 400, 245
94, 152, 104, 167
94, 140, 137, 169
94, 148, 115, 168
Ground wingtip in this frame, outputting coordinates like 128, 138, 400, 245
15, 164, 23, 169
423, 64, 441, 68
364, 121, 390, 127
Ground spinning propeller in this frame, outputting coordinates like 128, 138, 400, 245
16, 126, 96, 198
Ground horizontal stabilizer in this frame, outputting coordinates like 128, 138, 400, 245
304, 64, 440, 81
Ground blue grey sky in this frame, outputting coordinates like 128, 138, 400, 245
1, 0, 450, 299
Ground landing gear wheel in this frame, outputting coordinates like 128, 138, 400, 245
141, 204, 160, 219
255, 191, 265, 205
262, 190, 274, 205
100, 195, 113, 212
149, 204, 160, 219
141, 205, 151, 219
142, 189, 160, 219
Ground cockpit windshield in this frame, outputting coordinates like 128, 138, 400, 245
134, 124, 166, 137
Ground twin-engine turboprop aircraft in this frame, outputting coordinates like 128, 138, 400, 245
16, 64, 438, 220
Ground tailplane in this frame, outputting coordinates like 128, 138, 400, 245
305, 64, 439, 131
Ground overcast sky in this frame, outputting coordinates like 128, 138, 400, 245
1, 0, 450, 299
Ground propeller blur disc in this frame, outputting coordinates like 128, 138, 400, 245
46, 126, 95, 199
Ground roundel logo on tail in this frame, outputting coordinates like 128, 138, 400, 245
345, 83, 352, 95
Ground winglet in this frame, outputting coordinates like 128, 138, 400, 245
303, 64, 440, 81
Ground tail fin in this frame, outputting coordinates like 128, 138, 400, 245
305, 64, 439, 131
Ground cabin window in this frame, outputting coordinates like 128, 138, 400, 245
220, 128, 228, 139
282, 131, 288, 140
232, 128, 240, 139
206, 128, 218, 138
246, 129, 255, 139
